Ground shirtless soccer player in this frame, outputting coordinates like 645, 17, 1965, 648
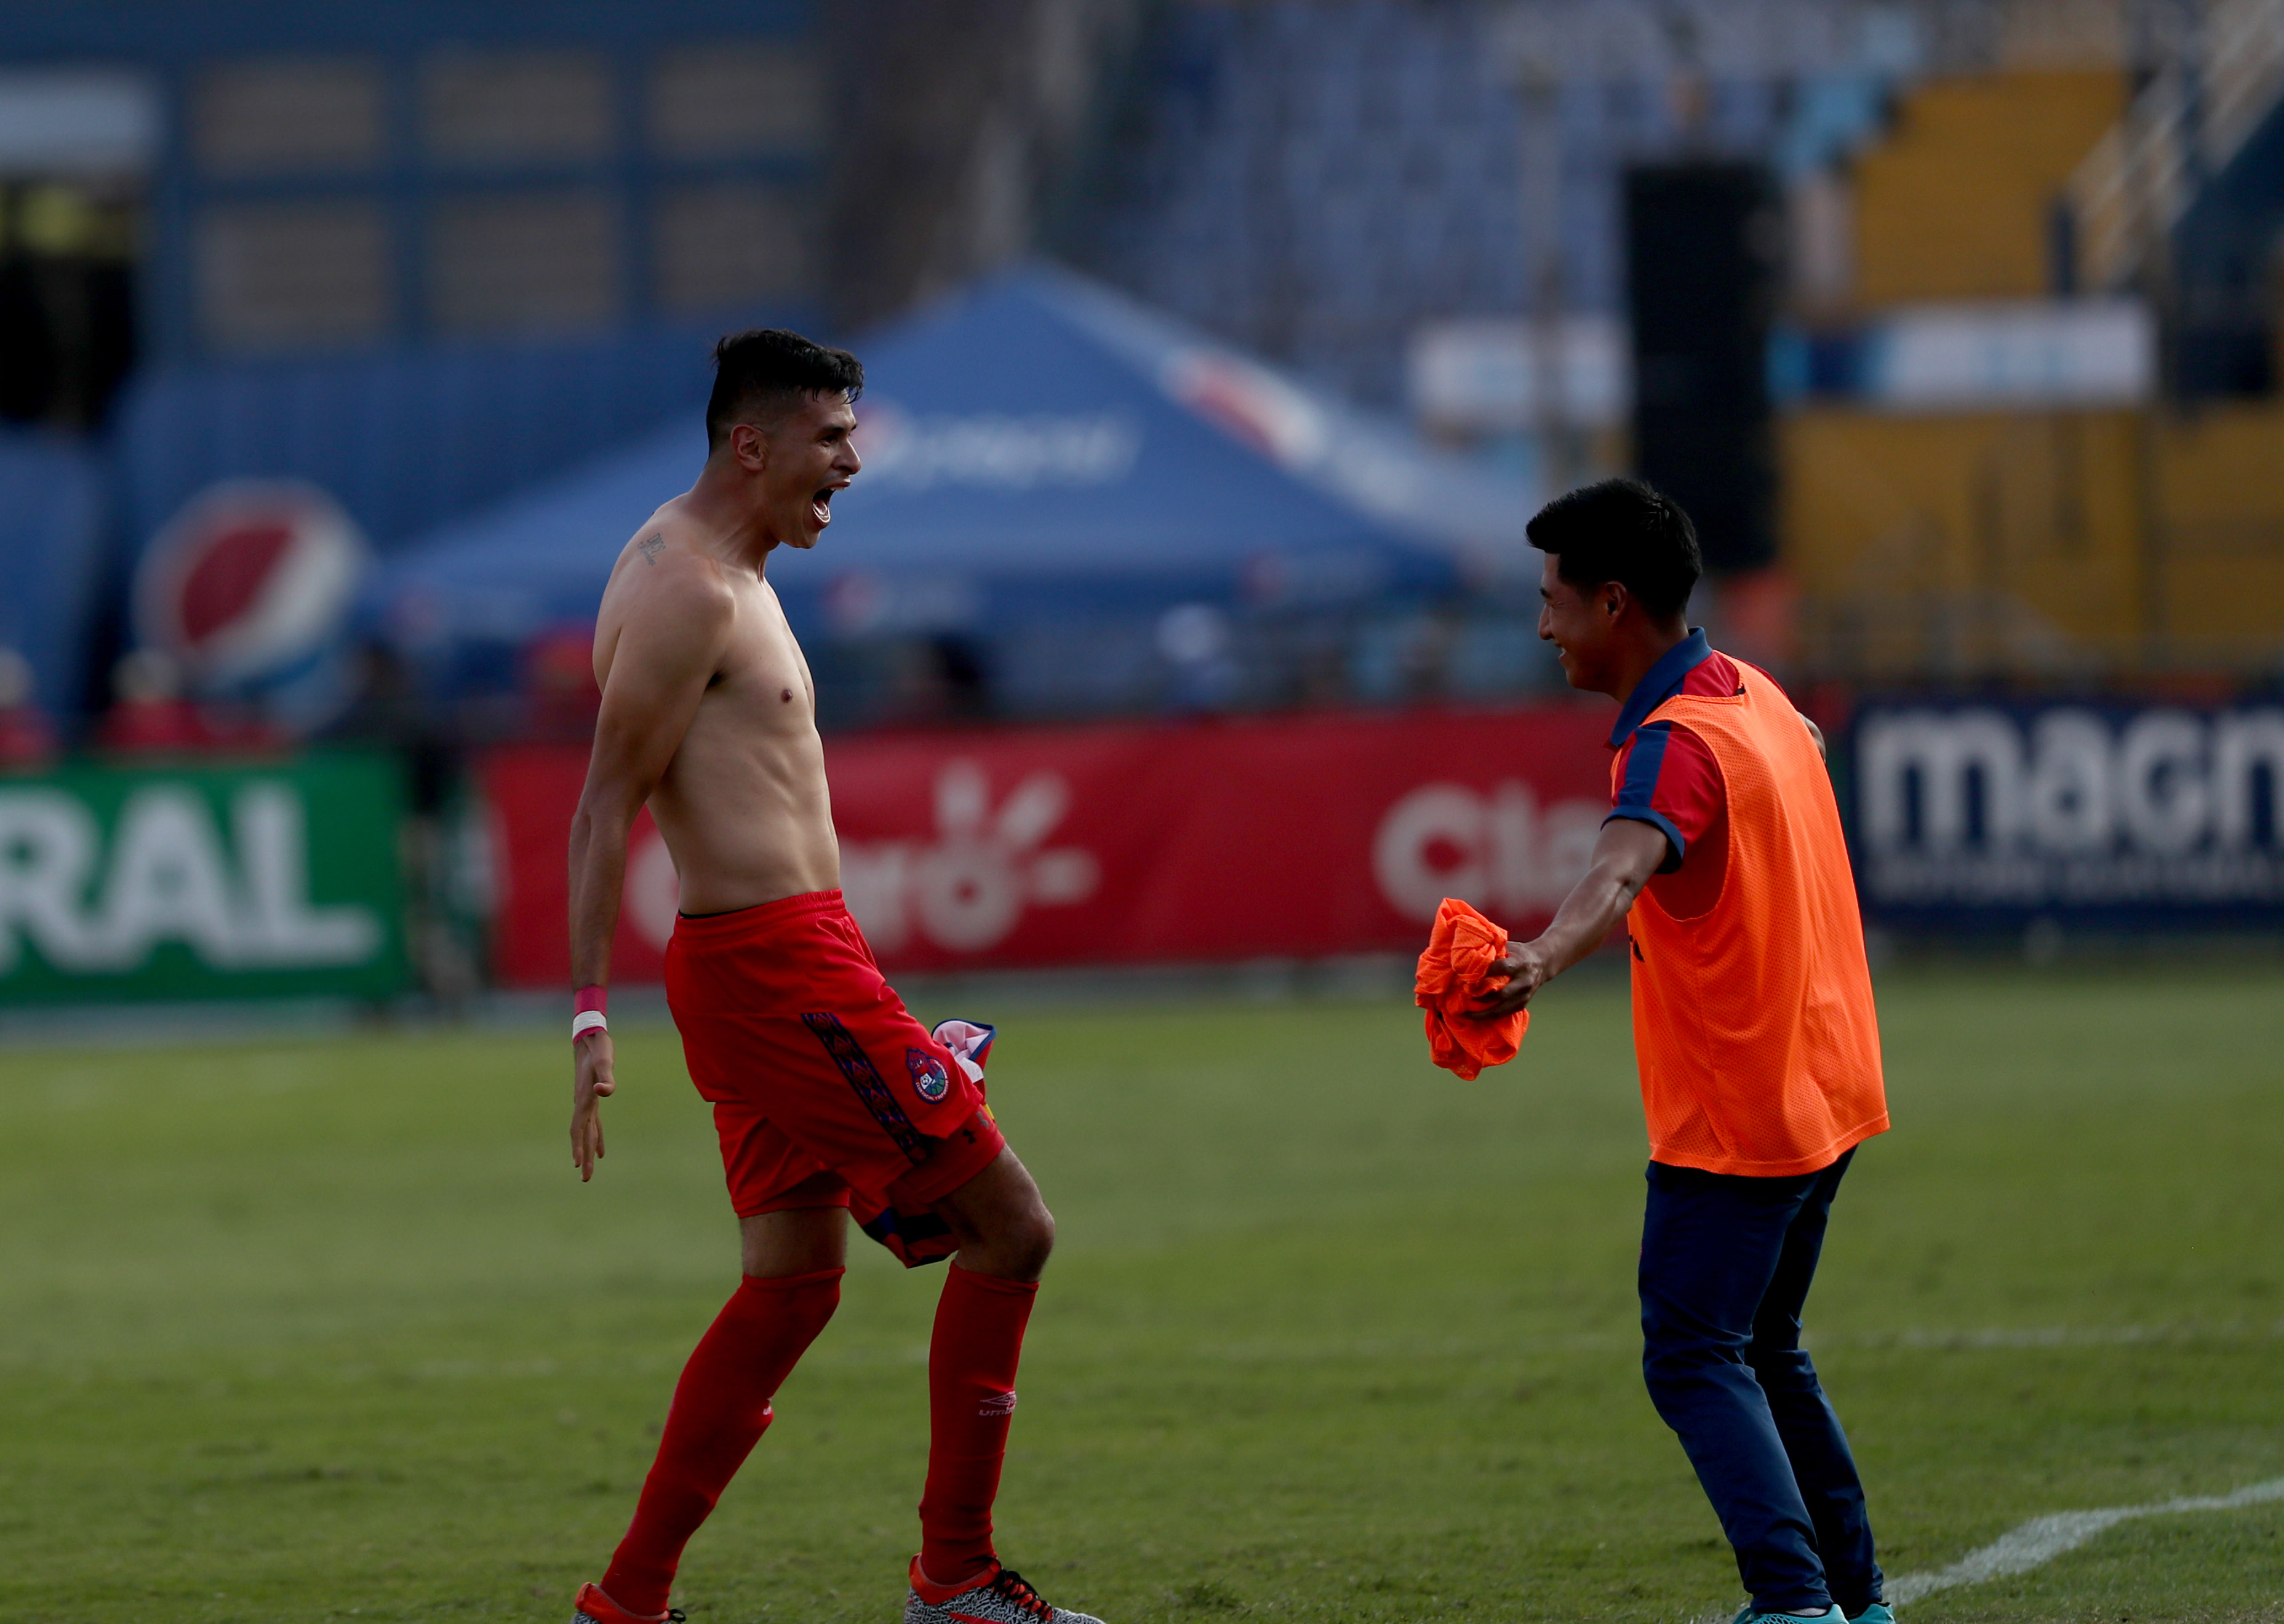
564, 330, 1103, 1624
1474, 480, 1892, 1624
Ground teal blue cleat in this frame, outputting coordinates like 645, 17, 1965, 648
1848, 1607, 1896, 1624
1728, 1606, 1845, 1623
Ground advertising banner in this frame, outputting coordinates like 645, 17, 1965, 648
0, 752, 407, 1003
478, 706, 1617, 986
1851, 699, 2284, 928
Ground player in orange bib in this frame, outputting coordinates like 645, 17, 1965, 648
562, 330, 1102, 1624
1472, 480, 1893, 1624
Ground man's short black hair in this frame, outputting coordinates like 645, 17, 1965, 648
1526, 477, 1702, 619
706, 328, 864, 452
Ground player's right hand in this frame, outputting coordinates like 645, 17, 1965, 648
1472, 940, 1552, 1019
571, 1031, 617, 1182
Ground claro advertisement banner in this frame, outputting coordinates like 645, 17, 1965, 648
0, 753, 407, 1003
1851, 699, 2284, 928
478, 707, 1617, 985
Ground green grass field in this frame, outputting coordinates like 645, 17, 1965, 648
0, 965, 2279, 1624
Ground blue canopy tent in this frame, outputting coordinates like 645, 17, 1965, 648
369, 264, 1533, 713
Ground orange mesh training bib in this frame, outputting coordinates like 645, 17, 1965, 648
1616, 663, 1888, 1176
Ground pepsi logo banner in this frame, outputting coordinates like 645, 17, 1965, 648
134, 479, 369, 734
477, 707, 1616, 987
1851, 700, 2284, 925
137, 480, 366, 688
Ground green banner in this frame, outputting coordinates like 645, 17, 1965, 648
0, 752, 407, 1004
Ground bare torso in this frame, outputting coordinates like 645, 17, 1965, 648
591, 504, 839, 915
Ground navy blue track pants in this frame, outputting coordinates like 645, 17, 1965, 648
1639, 1148, 1883, 1617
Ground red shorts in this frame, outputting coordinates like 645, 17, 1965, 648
665, 890, 1006, 1226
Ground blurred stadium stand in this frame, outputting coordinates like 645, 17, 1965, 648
1076, 0, 2284, 688
0, 0, 2280, 741
828, 0, 1148, 331
0, 430, 107, 723
1076, 0, 1914, 408
0, 3, 825, 366
0, 1, 834, 736
1783, 22, 2284, 682
114, 324, 722, 558
0, 0, 2277, 1001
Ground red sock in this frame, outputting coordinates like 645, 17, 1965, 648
917, 1264, 1039, 1590
601, 1267, 842, 1616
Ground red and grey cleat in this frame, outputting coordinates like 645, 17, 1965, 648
570, 1582, 684, 1624
904, 1559, 1104, 1624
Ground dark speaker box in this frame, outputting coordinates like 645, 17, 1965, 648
1624, 161, 1783, 573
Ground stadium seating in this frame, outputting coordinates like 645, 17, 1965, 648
1085, 2, 1818, 406
2147, 404, 2284, 661
110, 319, 769, 562
1850, 71, 2125, 303
1786, 63, 2284, 679
1089, 5, 2284, 682
1780, 408, 2147, 679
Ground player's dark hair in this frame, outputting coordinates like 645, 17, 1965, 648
1527, 477, 1702, 619
706, 328, 864, 452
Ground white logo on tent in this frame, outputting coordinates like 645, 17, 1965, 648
853, 403, 1141, 490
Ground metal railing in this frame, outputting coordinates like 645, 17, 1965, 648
2066, 0, 2284, 289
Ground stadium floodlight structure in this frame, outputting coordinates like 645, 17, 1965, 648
1492, 24, 1583, 493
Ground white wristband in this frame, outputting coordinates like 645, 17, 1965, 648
572, 1009, 609, 1041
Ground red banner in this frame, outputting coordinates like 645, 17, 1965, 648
478, 706, 1616, 987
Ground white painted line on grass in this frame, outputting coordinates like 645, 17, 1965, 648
1887, 1475, 2284, 1604
1693, 1474, 2284, 1621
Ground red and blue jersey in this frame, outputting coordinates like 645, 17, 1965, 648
1606, 629, 1743, 901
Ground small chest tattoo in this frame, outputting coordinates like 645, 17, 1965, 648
636, 532, 665, 565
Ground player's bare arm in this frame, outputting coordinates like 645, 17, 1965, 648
567, 536, 736, 1179
1472, 816, 1668, 1019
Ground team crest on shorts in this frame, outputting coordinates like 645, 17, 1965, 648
906, 1048, 952, 1102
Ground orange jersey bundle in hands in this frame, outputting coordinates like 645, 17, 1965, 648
1415, 896, 1529, 1079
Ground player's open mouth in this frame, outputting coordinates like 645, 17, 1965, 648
811, 480, 849, 528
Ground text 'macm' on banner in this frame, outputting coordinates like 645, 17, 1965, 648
1850, 701, 2284, 928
